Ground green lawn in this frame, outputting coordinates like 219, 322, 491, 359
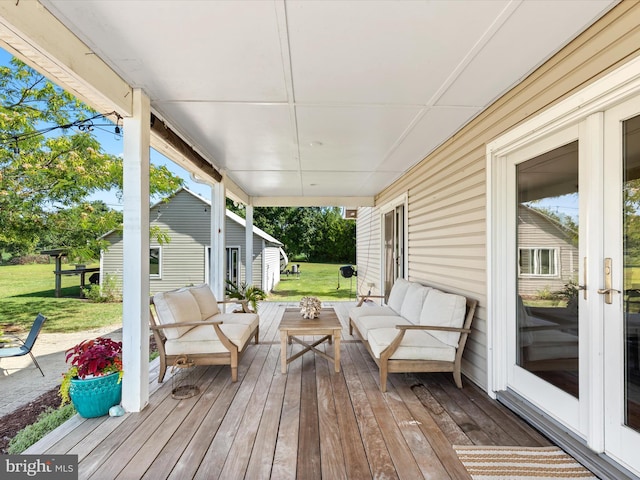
0, 263, 122, 334
269, 262, 359, 301
0, 261, 355, 334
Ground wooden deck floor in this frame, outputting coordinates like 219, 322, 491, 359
27, 302, 552, 479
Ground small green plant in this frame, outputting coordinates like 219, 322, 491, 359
535, 286, 558, 301
7, 403, 76, 454
82, 273, 121, 303
225, 280, 267, 313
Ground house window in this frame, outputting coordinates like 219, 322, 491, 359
150, 247, 161, 278
519, 248, 557, 276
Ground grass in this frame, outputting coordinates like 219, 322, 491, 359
269, 262, 359, 301
0, 263, 122, 334
0, 261, 355, 334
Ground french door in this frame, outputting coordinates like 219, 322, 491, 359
503, 97, 640, 473
383, 201, 405, 301
603, 97, 640, 472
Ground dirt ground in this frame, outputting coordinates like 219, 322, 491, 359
0, 387, 61, 454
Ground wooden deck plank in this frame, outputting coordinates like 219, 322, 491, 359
389, 373, 471, 480
350, 335, 451, 479
192, 343, 272, 480
271, 342, 302, 480
140, 367, 226, 480
315, 343, 348, 480
24, 301, 571, 480
166, 345, 262, 480
297, 349, 321, 480
114, 367, 223, 479
341, 343, 399, 479
218, 344, 281, 479
244, 347, 290, 480
348, 338, 426, 479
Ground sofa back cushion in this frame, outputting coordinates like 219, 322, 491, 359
153, 289, 202, 340
387, 278, 411, 313
419, 289, 467, 347
400, 283, 430, 324
189, 284, 221, 319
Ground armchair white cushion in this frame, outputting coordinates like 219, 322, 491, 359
419, 289, 466, 347
189, 284, 221, 318
153, 289, 201, 340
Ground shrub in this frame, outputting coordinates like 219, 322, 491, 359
82, 273, 121, 303
7, 404, 76, 454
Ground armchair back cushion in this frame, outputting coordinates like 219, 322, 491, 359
419, 289, 467, 347
387, 278, 411, 313
189, 284, 221, 319
400, 283, 430, 324
153, 289, 202, 340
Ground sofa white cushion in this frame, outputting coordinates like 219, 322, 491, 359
419, 289, 467, 347
400, 283, 430, 324
367, 327, 456, 362
153, 289, 201, 340
352, 315, 411, 339
387, 278, 411, 313
525, 329, 578, 361
189, 284, 220, 319
165, 322, 254, 355
349, 305, 397, 324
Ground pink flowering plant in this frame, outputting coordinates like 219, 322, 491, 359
60, 337, 123, 405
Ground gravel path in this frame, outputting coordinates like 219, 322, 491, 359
0, 324, 122, 417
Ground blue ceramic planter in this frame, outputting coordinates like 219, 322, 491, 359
70, 372, 122, 418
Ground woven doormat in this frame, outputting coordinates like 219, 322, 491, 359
454, 445, 598, 479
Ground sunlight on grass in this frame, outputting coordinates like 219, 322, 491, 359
0, 263, 122, 334
269, 262, 359, 302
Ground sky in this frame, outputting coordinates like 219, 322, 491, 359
0, 47, 212, 211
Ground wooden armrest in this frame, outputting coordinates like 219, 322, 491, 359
150, 320, 222, 330
220, 299, 251, 312
356, 294, 384, 307
396, 325, 471, 334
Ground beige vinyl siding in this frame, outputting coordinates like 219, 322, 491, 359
355, 206, 381, 296
357, 2, 640, 389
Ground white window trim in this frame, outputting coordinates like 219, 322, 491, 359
149, 246, 162, 279
518, 247, 559, 277
487, 54, 640, 450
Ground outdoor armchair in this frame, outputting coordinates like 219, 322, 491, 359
0, 313, 47, 376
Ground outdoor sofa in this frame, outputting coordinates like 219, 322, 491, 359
349, 279, 477, 392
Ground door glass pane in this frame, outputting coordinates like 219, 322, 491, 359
384, 211, 394, 302
516, 141, 579, 397
623, 115, 640, 431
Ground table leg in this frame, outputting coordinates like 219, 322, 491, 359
334, 329, 341, 373
280, 330, 288, 374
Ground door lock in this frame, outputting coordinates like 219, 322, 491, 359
597, 258, 619, 304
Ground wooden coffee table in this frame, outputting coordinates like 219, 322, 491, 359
279, 307, 342, 373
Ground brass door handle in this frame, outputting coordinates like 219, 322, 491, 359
599, 258, 618, 304
597, 288, 620, 295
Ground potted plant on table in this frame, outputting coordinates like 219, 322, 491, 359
60, 337, 123, 418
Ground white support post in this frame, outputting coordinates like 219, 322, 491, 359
211, 181, 226, 302
245, 204, 253, 286
121, 88, 150, 412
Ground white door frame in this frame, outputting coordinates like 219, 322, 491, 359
380, 193, 408, 295
487, 55, 640, 455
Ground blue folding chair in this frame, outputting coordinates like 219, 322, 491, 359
0, 313, 47, 376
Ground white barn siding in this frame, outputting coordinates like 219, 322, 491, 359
356, 2, 640, 390
263, 246, 281, 292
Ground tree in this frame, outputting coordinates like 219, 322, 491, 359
0, 58, 182, 258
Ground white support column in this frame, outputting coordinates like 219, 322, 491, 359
245, 204, 253, 286
121, 88, 150, 412
211, 181, 226, 301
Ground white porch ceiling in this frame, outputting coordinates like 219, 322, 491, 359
38, 0, 616, 205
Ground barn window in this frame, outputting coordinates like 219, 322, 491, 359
150, 247, 161, 278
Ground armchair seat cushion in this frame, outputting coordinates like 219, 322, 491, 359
165, 323, 254, 356
209, 312, 259, 332
368, 327, 456, 362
